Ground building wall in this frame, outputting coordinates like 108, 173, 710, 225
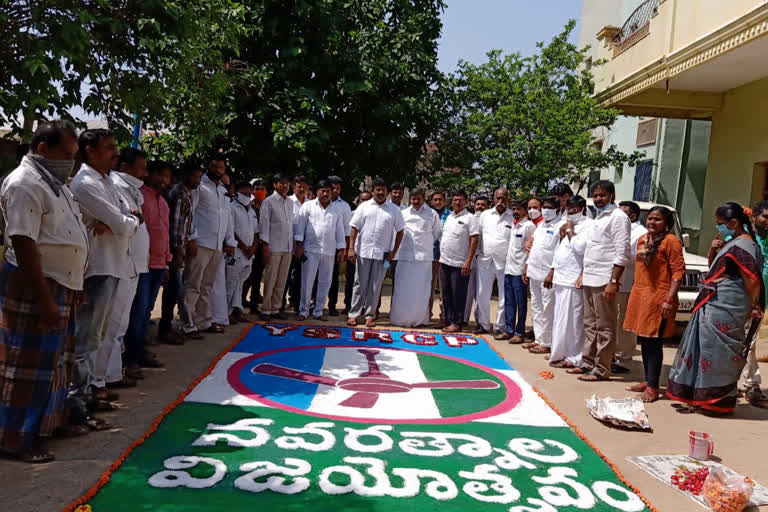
702, 75, 768, 245
599, 115, 657, 200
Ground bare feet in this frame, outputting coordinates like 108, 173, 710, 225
365, 318, 376, 328
347, 317, 357, 327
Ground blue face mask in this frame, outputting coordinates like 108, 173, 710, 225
595, 204, 609, 213
716, 223, 735, 241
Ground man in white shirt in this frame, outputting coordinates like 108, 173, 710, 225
550, 183, 573, 221
259, 173, 294, 320
464, 196, 489, 330
284, 175, 309, 313
347, 178, 405, 327
295, 180, 346, 321
523, 197, 564, 354
98, 148, 149, 387
497, 200, 536, 343
226, 181, 259, 324
391, 188, 442, 327
70, 129, 140, 428
0, 120, 89, 461
571, 180, 630, 381
439, 189, 480, 333
546, 195, 592, 369
474, 190, 512, 335
615, 201, 648, 373
378, 182, 409, 317
181, 155, 235, 335
325, 175, 353, 315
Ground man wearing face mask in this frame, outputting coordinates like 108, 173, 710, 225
70, 128, 140, 430
0, 121, 89, 462
568, 180, 630, 382
527, 197, 544, 227
241, 178, 268, 311
475, 189, 513, 336
523, 197, 565, 354
225, 181, 260, 324
614, 201, 648, 374
550, 183, 573, 221
547, 195, 593, 369
96, 148, 150, 388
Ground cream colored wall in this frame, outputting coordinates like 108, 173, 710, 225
672, 0, 768, 52
700, 75, 768, 251
594, 0, 768, 95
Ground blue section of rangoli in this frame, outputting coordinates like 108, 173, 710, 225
237, 347, 326, 410
233, 325, 513, 371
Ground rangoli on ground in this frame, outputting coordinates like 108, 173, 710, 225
67, 324, 657, 511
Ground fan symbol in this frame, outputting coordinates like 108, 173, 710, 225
252, 348, 500, 409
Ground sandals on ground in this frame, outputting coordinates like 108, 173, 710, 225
577, 371, 609, 382
87, 399, 118, 413
83, 416, 113, 431
549, 360, 574, 369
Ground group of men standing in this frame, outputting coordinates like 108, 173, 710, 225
0, 119, 647, 464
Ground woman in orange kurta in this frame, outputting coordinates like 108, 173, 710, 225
623, 206, 686, 402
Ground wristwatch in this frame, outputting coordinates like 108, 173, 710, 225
610, 278, 620, 285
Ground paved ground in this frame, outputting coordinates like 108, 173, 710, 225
3, 288, 768, 511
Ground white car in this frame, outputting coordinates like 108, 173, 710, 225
585, 200, 708, 323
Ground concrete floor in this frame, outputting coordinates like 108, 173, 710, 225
2, 289, 768, 511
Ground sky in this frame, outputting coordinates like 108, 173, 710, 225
437, 0, 583, 74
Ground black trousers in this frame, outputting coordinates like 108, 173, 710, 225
282, 258, 301, 312
328, 260, 356, 311
439, 263, 469, 327
639, 337, 664, 389
242, 243, 264, 307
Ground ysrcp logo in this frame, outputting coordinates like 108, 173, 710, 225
228, 345, 522, 424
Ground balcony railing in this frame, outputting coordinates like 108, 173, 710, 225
614, 0, 661, 44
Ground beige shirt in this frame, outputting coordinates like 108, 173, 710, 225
1, 159, 89, 290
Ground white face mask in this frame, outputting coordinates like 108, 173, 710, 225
541, 208, 556, 221
528, 209, 541, 220
566, 213, 582, 223
237, 193, 252, 205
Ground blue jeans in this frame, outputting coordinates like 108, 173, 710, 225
504, 274, 527, 336
124, 269, 165, 366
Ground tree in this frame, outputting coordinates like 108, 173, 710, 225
145, 0, 447, 190
0, 0, 248, 140
424, 20, 638, 197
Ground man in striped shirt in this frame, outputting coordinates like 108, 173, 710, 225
158, 162, 203, 343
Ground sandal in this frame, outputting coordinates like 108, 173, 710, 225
315, 315, 329, 322
54, 424, 90, 438
521, 342, 537, 350
549, 360, 574, 369
18, 447, 55, 464
529, 345, 551, 354
204, 324, 225, 334
347, 317, 358, 327
92, 388, 119, 402
83, 416, 113, 431
626, 382, 648, 393
578, 372, 608, 382
140, 354, 165, 368
641, 387, 659, 403
567, 366, 590, 375
87, 399, 118, 413
365, 318, 376, 328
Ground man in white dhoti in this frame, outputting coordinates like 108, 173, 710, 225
474, 189, 514, 336
294, 180, 346, 321
225, 181, 259, 324
464, 196, 489, 328
545, 196, 593, 368
523, 196, 565, 354
391, 188, 442, 327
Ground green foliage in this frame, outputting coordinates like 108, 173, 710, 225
425, 21, 639, 197
0, 0, 248, 140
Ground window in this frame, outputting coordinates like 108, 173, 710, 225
633, 160, 653, 201
636, 118, 658, 147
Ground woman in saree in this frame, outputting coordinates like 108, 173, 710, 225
667, 202, 765, 414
